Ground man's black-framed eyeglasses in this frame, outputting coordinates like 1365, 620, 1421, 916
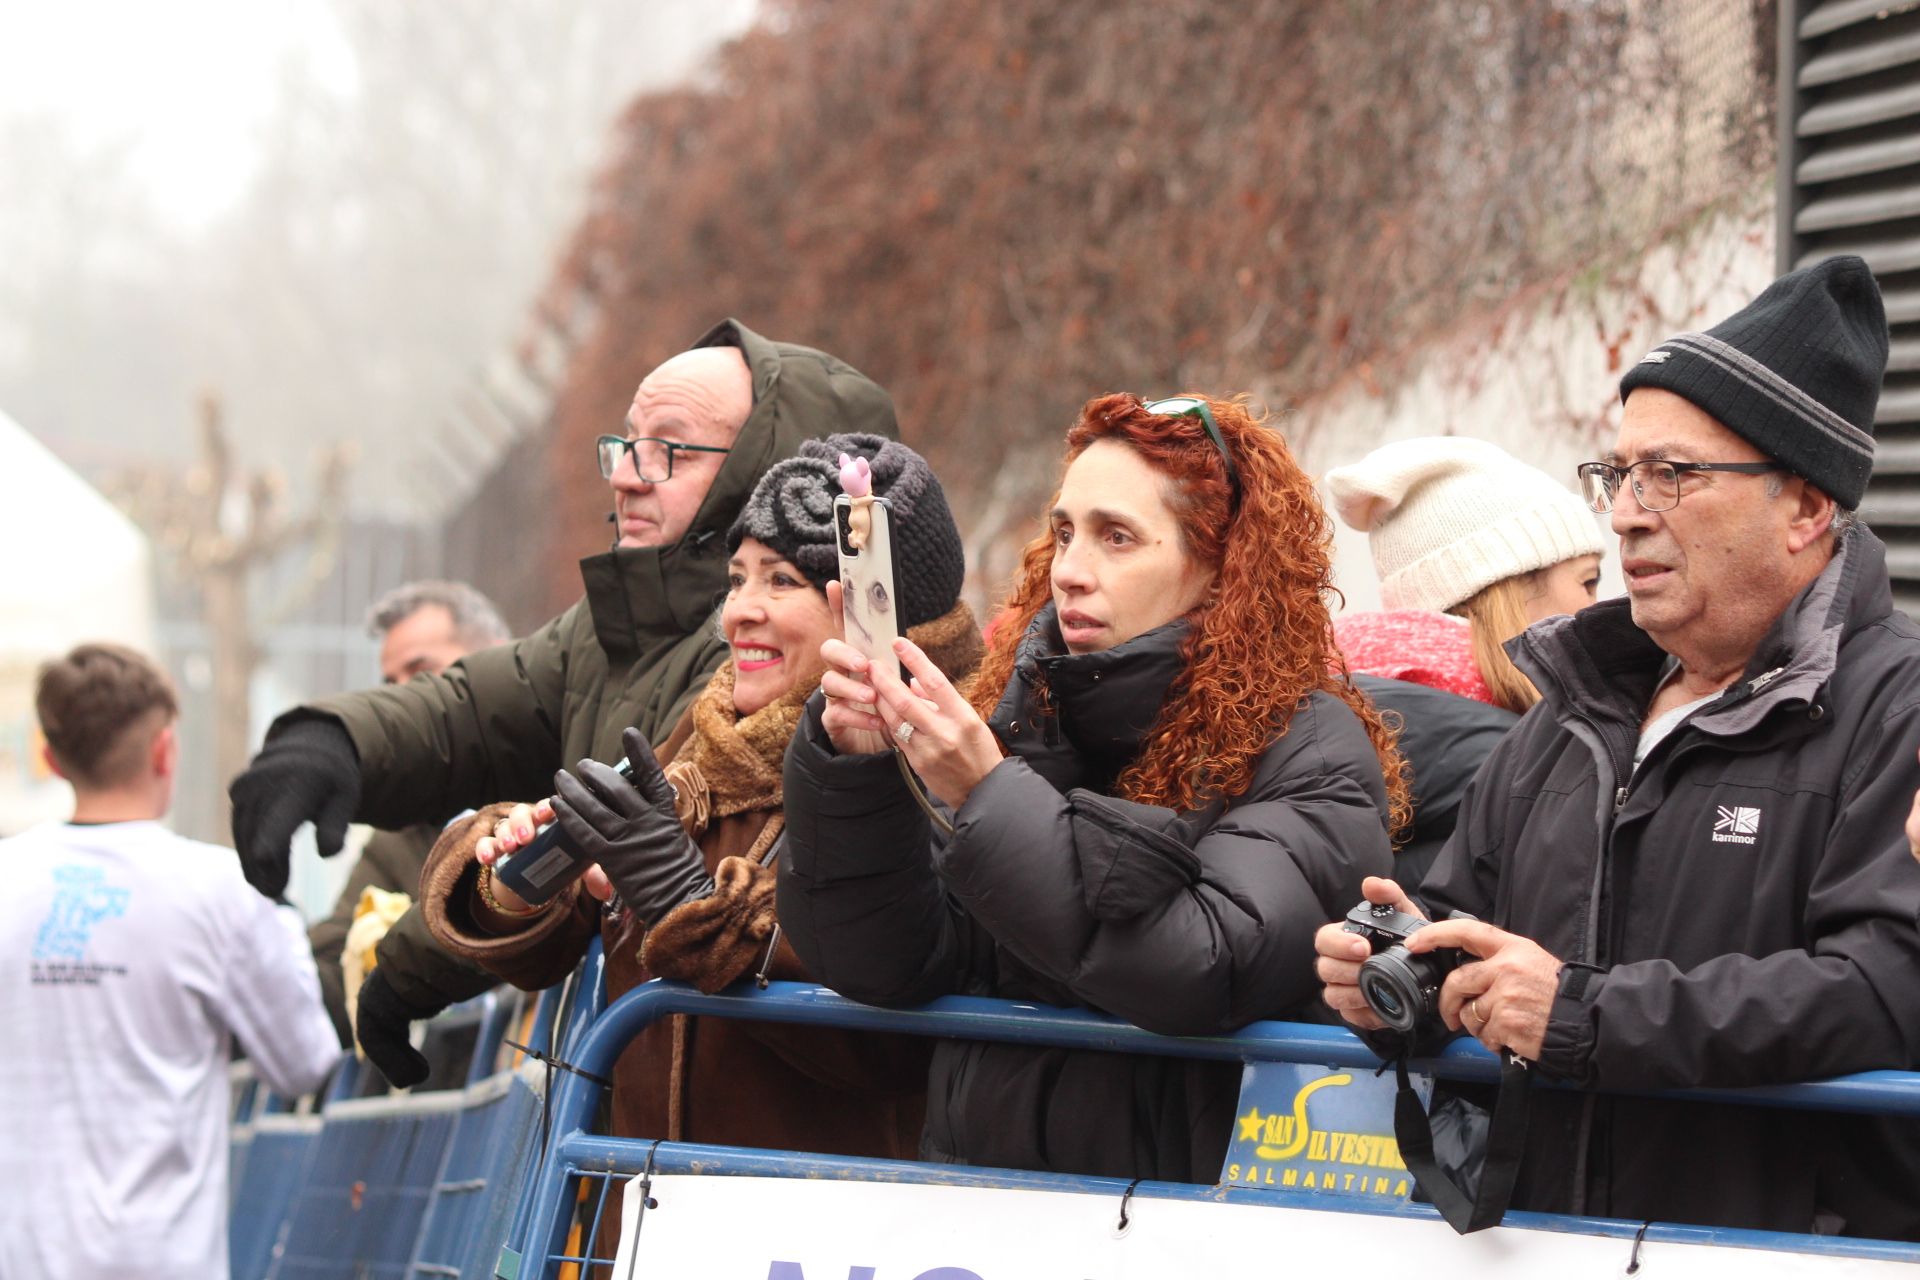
596, 434, 731, 483
1144, 395, 1240, 495
1576, 459, 1781, 514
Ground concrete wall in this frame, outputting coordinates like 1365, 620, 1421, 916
1281, 196, 1777, 615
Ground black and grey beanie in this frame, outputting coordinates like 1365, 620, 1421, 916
1618, 255, 1888, 509
727, 432, 966, 629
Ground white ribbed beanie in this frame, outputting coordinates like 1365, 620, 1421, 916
1325, 437, 1604, 612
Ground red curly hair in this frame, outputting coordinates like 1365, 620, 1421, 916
969, 393, 1411, 834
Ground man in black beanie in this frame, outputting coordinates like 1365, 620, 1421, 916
1318, 256, 1920, 1239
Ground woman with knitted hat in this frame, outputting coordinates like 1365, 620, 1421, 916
1325, 436, 1604, 883
1327, 436, 1605, 713
780, 393, 1403, 1181
415, 433, 982, 1174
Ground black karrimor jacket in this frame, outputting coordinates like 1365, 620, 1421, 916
1415, 528, 1920, 1238
778, 607, 1393, 1181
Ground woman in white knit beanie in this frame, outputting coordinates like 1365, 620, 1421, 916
1325, 436, 1604, 714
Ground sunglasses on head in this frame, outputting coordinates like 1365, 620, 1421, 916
1144, 395, 1240, 498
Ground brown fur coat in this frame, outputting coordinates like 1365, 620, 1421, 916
420, 601, 983, 1158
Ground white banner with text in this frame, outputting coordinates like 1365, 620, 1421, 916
612, 1173, 1913, 1279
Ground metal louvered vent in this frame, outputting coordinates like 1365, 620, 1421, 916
1780, 0, 1920, 611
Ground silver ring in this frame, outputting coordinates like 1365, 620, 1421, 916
895, 721, 915, 746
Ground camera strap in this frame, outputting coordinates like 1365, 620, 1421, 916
1393, 1051, 1533, 1234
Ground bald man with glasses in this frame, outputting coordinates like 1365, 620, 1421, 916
230, 320, 899, 1086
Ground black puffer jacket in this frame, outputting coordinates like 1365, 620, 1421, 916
1416, 528, 1920, 1238
1353, 675, 1516, 889
779, 607, 1394, 1181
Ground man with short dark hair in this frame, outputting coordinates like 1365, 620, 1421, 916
1317, 256, 1920, 1238
1, 643, 338, 1277
305, 580, 514, 1043
230, 321, 899, 1085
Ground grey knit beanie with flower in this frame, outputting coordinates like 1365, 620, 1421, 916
726, 432, 965, 629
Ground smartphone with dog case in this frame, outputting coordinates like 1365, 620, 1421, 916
834, 493, 900, 680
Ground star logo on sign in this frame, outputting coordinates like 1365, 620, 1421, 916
1237, 1107, 1265, 1143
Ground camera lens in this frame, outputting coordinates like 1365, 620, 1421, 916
1367, 979, 1405, 1021
1359, 945, 1437, 1034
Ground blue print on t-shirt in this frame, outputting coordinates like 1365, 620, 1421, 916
34, 865, 130, 962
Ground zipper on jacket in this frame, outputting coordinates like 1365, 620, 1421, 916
1560, 709, 1632, 1219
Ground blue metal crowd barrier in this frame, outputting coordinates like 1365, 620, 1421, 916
503, 979, 1920, 1278
402, 1072, 546, 1278
227, 968, 591, 1280
232, 948, 1920, 1278
231, 1110, 328, 1278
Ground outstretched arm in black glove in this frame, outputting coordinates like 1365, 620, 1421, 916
353, 967, 433, 1089
551, 728, 713, 926
230, 716, 362, 899
353, 906, 500, 1089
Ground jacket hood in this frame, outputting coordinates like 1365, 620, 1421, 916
582, 318, 900, 653
1512, 526, 1895, 736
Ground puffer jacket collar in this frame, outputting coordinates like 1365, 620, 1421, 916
987, 602, 1189, 793
579, 544, 721, 662
1512, 527, 1892, 745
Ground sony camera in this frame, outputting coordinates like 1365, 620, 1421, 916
1342, 900, 1470, 1034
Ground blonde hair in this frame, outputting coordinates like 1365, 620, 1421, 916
1450, 575, 1542, 714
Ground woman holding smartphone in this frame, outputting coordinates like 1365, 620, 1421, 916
779, 393, 1405, 1181
418, 433, 979, 1163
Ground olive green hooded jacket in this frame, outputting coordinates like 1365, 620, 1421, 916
296, 320, 898, 1010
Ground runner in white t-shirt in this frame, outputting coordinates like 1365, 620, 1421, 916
0, 644, 338, 1279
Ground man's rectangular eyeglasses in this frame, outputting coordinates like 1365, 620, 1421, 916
596, 434, 731, 483
1144, 396, 1239, 493
1576, 459, 1780, 513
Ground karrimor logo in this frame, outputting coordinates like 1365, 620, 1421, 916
1712, 804, 1761, 846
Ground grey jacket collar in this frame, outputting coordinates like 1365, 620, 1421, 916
1514, 527, 1893, 740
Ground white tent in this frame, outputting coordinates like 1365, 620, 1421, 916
0, 408, 156, 833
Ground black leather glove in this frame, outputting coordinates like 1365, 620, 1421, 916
353, 967, 435, 1089
229, 716, 362, 899
552, 727, 713, 925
